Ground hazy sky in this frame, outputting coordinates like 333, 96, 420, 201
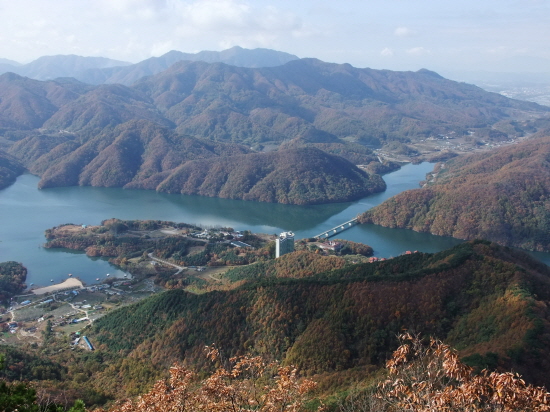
0, 0, 548, 74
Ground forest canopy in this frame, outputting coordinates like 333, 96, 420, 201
0, 261, 27, 302
359, 135, 550, 251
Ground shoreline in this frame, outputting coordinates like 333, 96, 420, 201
31, 278, 84, 295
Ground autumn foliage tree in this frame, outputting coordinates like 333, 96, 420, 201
376, 333, 550, 411
96, 347, 323, 412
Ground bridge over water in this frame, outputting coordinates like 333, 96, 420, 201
314, 217, 359, 239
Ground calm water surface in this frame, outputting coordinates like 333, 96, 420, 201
1, 163, 547, 286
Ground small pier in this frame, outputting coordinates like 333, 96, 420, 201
314, 218, 359, 239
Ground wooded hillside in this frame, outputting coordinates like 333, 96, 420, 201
0, 150, 25, 189
133, 59, 547, 147
359, 135, 550, 251
84, 241, 550, 398
155, 147, 385, 204
0, 261, 27, 302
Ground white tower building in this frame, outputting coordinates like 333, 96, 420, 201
276, 231, 295, 258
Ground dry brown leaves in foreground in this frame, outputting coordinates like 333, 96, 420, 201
378, 333, 550, 412
95, 346, 324, 412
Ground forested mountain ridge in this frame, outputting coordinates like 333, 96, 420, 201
41, 84, 174, 138
1, 58, 546, 147
359, 135, 550, 251
0, 73, 92, 130
154, 147, 385, 204
132, 58, 548, 146
1, 57, 549, 205
82, 240, 550, 398
0, 150, 25, 189
8, 121, 380, 204
9, 120, 249, 189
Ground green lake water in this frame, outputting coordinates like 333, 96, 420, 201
1, 162, 547, 287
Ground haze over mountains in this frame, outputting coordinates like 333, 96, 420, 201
5, 47, 550, 111
0, 46, 299, 85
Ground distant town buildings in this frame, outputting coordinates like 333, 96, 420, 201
276, 231, 295, 258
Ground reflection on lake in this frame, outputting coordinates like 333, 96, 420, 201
155, 191, 350, 232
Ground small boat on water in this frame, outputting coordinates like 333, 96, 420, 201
106, 273, 110, 277
50, 279, 54, 282
96, 278, 100, 281
68, 273, 72, 277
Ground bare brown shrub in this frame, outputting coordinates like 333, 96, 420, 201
377, 333, 550, 411
94, 346, 323, 412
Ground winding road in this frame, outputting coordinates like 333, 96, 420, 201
148, 253, 187, 274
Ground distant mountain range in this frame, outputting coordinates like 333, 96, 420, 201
0, 57, 21, 66
359, 135, 550, 251
2, 59, 546, 144
1, 52, 549, 205
129, 59, 547, 146
0, 46, 299, 85
0, 55, 131, 82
